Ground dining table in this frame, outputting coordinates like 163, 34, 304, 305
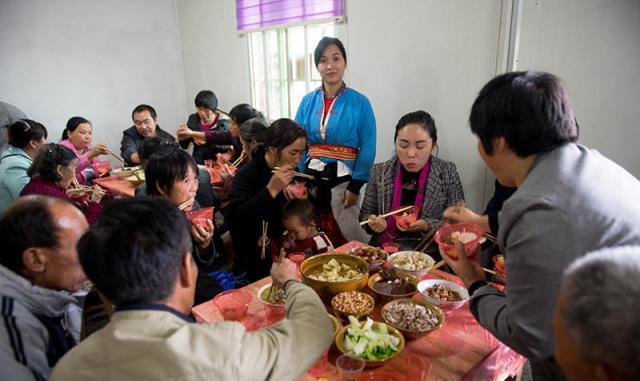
93, 175, 137, 198
191, 241, 525, 381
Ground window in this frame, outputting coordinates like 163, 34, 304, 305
248, 22, 336, 120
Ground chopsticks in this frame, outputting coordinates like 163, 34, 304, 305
358, 205, 414, 226
107, 148, 126, 165
272, 167, 315, 180
260, 220, 269, 260
178, 198, 195, 211
231, 151, 246, 167
484, 233, 498, 244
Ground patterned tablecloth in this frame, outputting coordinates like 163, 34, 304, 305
192, 241, 525, 381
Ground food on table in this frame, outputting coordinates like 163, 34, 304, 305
390, 251, 433, 271
343, 316, 401, 361
423, 284, 463, 302
372, 277, 416, 295
308, 258, 363, 282
444, 231, 478, 244
332, 291, 373, 316
259, 285, 285, 305
349, 246, 387, 265
382, 301, 440, 331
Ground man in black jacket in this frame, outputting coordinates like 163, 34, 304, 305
120, 104, 175, 166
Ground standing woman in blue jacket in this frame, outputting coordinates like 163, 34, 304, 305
0, 119, 48, 213
295, 37, 376, 246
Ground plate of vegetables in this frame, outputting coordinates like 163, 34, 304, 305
335, 316, 405, 367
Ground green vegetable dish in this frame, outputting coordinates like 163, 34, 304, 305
343, 316, 401, 361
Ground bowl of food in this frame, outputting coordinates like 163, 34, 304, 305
394, 211, 417, 230
388, 251, 435, 278
331, 291, 375, 320
335, 316, 405, 367
417, 279, 470, 313
185, 207, 214, 229
381, 298, 444, 339
434, 222, 485, 259
301, 254, 369, 300
213, 289, 252, 321
367, 269, 418, 303
112, 166, 142, 179
258, 283, 286, 320
328, 314, 342, 336
348, 245, 388, 272
286, 181, 306, 198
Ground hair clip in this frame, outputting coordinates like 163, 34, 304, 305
19, 120, 32, 132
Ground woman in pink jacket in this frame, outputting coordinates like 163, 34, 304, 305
59, 116, 109, 184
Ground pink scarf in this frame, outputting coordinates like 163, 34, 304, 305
381, 158, 430, 245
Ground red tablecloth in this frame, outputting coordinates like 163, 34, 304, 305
93, 176, 136, 198
192, 241, 525, 381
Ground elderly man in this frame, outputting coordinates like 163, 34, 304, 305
51, 198, 333, 381
0, 196, 89, 380
120, 104, 175, 166
553, 246, 640, 381
442, 71, 640, 380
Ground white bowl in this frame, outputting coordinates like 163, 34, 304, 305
388, 251, 435, 278
257, 283, 286, 307
417, 279, 470, 313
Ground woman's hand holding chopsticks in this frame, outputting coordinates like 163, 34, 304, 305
365, 215, 387, 233
266, 165, 295, 198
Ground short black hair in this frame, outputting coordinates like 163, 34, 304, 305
139, 136, 177, 163
394, 110, 437, 144
28, 143, 77, 182
62, 116, 91, 140
131, 104, 157, 120
469, 71, 579, 157
145, 147, 198, 197
77, 198, 193, 305
229, 103, 261, 126
314, 37, 347, 68
282, 199, 316, 226
265, 118, 307, 152
239, 117, 268, 144
8, 119, 48, 149
0, 196, 61, 274
194, 90, 218, 112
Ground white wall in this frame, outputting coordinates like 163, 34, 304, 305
517, 0, 640, 179
176, 0, 252, 114
0, 0, 188, 160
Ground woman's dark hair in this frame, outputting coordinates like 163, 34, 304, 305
61, 116, 91, 140
0, 196, 60, 274
264, 119, 307, 158
229, 103, 262, 126
239, 117, 268, 145
469, 71, 579, 157
139, 137, 178, 163
194, 90, 218, 112
28, 143, 76, 182
7, 119, 48, 149
145, 147, 198, 197
394, 110, 438, 144
282, 199, 316, 227
131, 104, 157, 120
78, 198, 193, 305
314, 37, 347, 68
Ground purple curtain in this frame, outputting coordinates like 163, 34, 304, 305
236, 0, 345, 32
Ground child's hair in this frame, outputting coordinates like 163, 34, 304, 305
282, 198, 316, 226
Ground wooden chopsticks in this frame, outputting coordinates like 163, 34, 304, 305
359, 205, 414, 226
107, 148, 126, 165
272, 167, 315, 180
178, 198, 195, 211
260, 220, 269, 260
231, 151, 246, 167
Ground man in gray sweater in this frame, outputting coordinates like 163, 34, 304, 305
443, 71, 640, 381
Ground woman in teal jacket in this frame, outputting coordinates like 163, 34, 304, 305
0, 119, 48, 213
295, 37, 376, 245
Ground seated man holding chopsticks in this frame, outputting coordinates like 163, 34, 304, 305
359, 110, 464, 252
442, 71, 640, 381
50, 198, 334, 381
